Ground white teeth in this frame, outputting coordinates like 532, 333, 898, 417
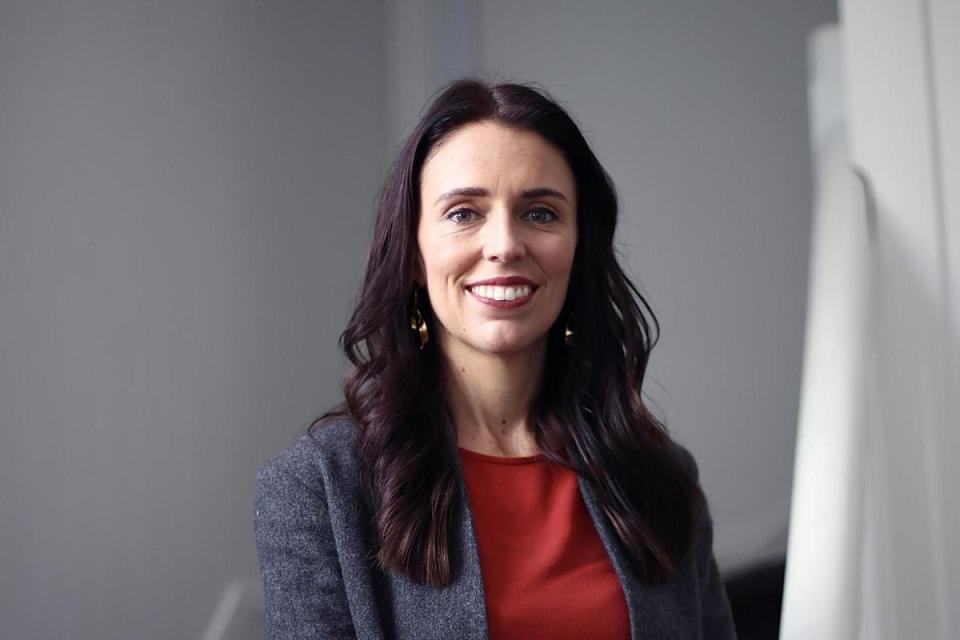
469, 285, 532, 300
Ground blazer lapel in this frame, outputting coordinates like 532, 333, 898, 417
381, 459, 489, 640
577, 477, 681, 640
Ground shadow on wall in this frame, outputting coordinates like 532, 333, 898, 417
725, 559, 787, 640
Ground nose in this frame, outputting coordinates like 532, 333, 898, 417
481, 210, 526, 263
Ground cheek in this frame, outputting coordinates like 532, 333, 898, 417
422, 242, 473, 287
546, 237, 577, 283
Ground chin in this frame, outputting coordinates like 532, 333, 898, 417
472, 330, 547, 357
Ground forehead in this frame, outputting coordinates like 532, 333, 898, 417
419, 121, 576, 201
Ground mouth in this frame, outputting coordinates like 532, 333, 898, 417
467, 283, 533, 300
465, 283, 537, 308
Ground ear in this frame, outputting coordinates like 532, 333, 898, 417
413, 252, 426, 288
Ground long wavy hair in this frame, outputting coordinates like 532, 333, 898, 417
312, 78, 704, 586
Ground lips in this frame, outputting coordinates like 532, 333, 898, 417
465, 276, 537, 288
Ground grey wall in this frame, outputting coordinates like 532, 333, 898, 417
0, 1, 835, 637
0, 1, 385, 638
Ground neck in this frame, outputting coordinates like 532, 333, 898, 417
439, 337, 546, 457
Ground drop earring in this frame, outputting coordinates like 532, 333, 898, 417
564, 315, 574, 347
410, 289, 429, 349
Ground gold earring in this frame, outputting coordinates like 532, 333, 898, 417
410, 289, 429, 349
564, 316, 574, 347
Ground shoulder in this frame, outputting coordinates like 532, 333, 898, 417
663, 438, 713, 555
256, 417, 361, 497
665, 438, 700, 483
254, 419, 366, 638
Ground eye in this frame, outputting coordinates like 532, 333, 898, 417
445, 207, 477, 224
524, 207, 559, 223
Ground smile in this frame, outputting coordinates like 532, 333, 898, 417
466, 284, 536, 308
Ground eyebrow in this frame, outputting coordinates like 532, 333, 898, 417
433, 186, 569, 205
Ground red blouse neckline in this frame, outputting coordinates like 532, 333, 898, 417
458, 446, 547, 465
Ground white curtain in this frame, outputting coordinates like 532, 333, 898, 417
782, 2, 959, 638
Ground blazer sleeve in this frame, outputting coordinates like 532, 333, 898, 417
695, 496, 737, 640
255, 457, 356, 639
676, 445, 737, 640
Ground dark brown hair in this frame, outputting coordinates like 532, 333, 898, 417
313, 78, 704, 586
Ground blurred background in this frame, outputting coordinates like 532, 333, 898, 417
1, 2, 956, 639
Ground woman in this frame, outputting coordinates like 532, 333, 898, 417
255, 79, 736, 639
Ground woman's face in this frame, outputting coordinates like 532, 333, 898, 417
416, 120, 577, 360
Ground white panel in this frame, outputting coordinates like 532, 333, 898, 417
780, 25, 870, 640
926, 0, 960, 635
840, 0, 958, 637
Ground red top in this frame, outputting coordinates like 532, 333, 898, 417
459, 447, 631, 640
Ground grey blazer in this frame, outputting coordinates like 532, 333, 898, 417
254, 419, 736, 639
